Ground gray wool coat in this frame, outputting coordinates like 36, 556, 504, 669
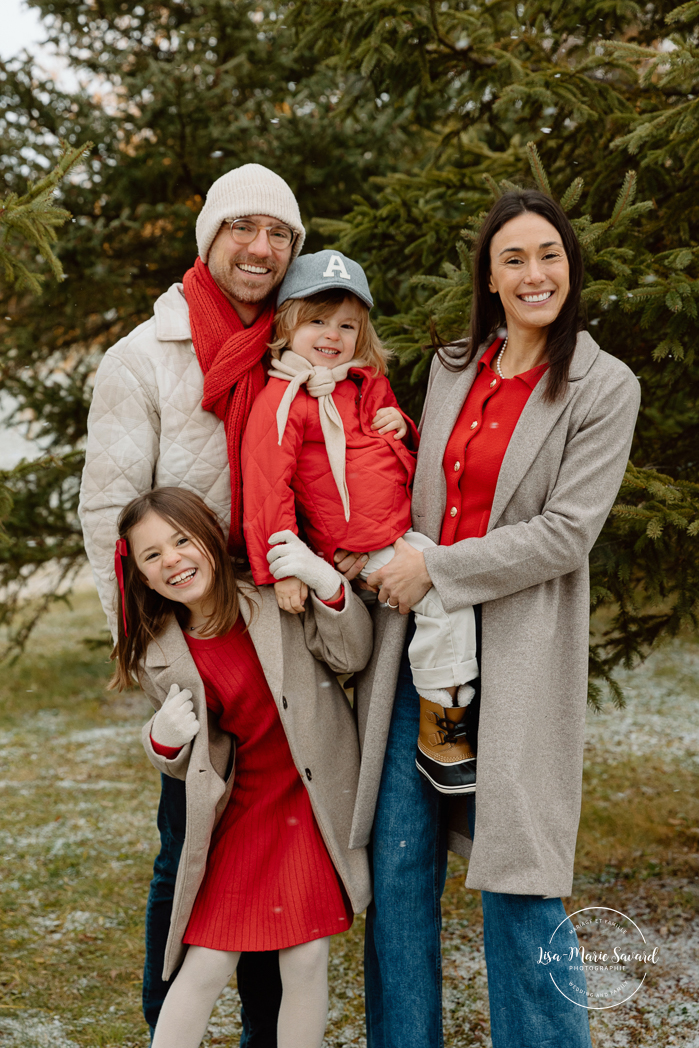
351, 331, 641, 898
139, 579, 373, 980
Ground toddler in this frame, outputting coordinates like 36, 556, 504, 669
242, 251, 479, 794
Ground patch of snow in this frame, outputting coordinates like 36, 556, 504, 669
0, 1015, 80, 1047
64, 726, 140, 745
586, 643, 699, 765
56, 779, 135, 790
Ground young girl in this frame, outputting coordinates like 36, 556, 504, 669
110, 486, 373, 1048
242, 250, 479, 795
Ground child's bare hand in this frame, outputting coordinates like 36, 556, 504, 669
371, 406, 407, 440
334, 548, 369, 581
274, 576, 308, 614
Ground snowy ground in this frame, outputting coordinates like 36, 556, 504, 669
0, 595, 697, 1046
584, 643, 699, 766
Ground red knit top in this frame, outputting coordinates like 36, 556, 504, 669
440, 337, 548, 545
157, 615, 352, 952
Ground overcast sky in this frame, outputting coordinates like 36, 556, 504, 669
1, 0, 47, 61
1, 2, 57, 467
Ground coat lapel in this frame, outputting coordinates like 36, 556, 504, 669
144, 618, 200, 698
487, 332, 600, 530
486, 380, 575, 530
412, 353, 482, 540
240, 584, 285, 702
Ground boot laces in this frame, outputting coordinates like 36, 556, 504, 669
434, 713, 469, 747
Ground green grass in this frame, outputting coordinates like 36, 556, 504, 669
1, 592, 698, 1046
577, 756, 699, 879
0, 592, 158, 1046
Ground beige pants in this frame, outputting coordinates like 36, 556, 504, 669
361, 531, 478, 701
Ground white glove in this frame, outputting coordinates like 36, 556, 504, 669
151, 684, 200, 749
267, 531, 343, 602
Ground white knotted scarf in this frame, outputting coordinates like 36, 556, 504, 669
268, 350, 368, 522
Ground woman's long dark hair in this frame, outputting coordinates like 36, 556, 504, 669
109, 487, 247, 692
438, 190, 585, 402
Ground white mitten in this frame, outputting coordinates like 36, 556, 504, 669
151, 684, 200, 749
267, 531, 343, 602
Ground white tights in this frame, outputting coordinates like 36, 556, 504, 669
151, 937, 330, 1048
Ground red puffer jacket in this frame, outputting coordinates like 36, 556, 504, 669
242, 365, 419, 585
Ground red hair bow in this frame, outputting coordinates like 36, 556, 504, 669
114, 537, 129, 637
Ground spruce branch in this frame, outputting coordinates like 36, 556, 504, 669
526, 141, 552, 195
0, 140, 92, 293
666, 0, 699, 25
560, 176, 584, 213
609, 170, 637, 226
482, 173, 502, 199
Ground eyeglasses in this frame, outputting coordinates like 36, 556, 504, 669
227, 219, 296, 250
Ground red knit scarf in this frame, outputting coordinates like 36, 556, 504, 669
183, 258, 274, 553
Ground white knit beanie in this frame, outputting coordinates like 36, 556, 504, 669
196, 164, 306, 263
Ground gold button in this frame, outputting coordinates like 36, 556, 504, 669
454, 461, 460, 471
470, 420, 478, 430
490, 379, 497, 388
450, 506, 457, 517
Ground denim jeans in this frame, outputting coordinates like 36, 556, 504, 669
143, 774, 283, 1045
364, 617, 592, 1048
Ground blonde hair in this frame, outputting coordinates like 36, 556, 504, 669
269, 289, 391, 375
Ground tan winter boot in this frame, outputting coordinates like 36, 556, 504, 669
415, 697, 477, 794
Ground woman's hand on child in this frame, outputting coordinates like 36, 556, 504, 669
366, 536, 432, 613
267, 531, 343, 602
152, 684, 200, 749
274, 576, 309, 614
372, 407, 407, 440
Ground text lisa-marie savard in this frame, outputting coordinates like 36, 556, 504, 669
537, 946, 660, 967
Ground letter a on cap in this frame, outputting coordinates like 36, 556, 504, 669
323, 255, 351, 280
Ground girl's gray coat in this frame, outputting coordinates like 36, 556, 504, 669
140, 580, 373, 980
351, 332, 641, 898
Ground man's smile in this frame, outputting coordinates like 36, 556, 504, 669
237, 262, 271, 276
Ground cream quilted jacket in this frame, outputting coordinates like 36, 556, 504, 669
78, 283, 230, 635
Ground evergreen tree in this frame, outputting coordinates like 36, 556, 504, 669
0, 141, 89, 653
292, 0, 699, 702
0, 0, 420, 652
1, 0, 697, 698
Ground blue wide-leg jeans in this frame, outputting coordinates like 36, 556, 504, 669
143, 774, 282, 1045
364, 620, 593, 1048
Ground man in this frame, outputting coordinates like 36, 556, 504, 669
79, 163, 305, 1043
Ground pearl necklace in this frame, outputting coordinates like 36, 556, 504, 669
495, 335, 509, 379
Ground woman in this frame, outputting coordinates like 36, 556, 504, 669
345, 190, 641, 1047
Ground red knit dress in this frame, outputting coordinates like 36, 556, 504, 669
181, 617, 353, 952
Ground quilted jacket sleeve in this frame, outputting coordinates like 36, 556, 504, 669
374, 374, 420, 452
242, 386, 307, 586
78, 343, 160, 637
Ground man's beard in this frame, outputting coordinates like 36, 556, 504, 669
208, 251, 285, 305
